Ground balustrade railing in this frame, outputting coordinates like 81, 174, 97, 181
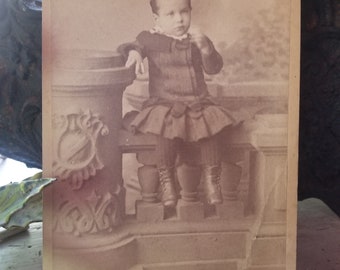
44, 50, 288, 270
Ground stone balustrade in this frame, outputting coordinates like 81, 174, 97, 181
120, 79, 288, 224
44, 50, 288, 270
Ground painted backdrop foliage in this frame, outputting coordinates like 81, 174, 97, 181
215, 1, 290, 83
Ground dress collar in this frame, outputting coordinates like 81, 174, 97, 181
149, 25, 190, 41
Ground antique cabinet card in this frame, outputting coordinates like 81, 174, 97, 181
43, 0, 300, 269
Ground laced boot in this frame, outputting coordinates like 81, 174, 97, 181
159, 167, 177, 207
202, 165, 223, 205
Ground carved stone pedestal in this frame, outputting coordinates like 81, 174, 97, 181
177, 200, 205, 221
43, 50, 135, 269
216, 201, 244, 219
136, 200, 164, 222
48, 50, 135, 236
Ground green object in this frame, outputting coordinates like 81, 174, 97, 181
0, 172, 55, 229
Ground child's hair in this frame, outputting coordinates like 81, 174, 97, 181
150, 0, 192, 14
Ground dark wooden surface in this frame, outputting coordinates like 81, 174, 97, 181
296, 199, 340, 270
0, 223, 42, 270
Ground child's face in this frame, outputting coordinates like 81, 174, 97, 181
153, 0, 191, 37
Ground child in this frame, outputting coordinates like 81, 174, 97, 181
119, 0, 236, 207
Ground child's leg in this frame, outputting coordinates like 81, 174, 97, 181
199, 134, 223, 205
156, 136, 177, 168
200, 134, 222, 166
156, 136, 178, 207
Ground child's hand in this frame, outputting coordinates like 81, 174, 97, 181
125, 50, 145, 75
190, 29, 213, 55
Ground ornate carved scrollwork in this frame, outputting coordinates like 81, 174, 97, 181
52, 110, 109, 190
54, 188, 123, 236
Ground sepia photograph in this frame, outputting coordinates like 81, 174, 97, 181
42, 0, 300, 269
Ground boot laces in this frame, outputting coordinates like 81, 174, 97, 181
159, 169, 174, 193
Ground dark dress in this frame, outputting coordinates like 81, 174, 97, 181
119, 31, 236, 142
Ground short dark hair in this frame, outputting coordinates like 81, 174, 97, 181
150, 0, 192, 14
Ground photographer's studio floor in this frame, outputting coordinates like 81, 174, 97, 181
0, 198, 339, 270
